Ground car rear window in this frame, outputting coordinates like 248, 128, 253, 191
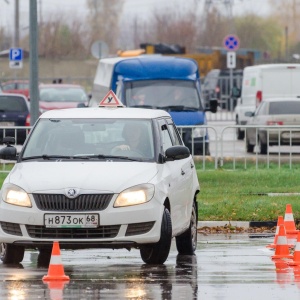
269, 101, 300, 115
0, 96, 28, 112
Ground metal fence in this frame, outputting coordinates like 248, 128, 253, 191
1, 125, 300, 172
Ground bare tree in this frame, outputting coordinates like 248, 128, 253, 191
86, 0, 124, 54
119, 2, 200, 53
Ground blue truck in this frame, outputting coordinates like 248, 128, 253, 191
89, 55, 217, 155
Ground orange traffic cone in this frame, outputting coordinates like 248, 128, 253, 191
267, 216, 294, 249
284, 204, 299, 237
272, 224, 293, 260
42, 241, 70, 282
288, 232, 300, 266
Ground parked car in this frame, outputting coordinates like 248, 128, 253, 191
0, 94, 199, 265
0, 94, 30, 144
1, 80, 30, 99
235, 63, 300, 140
202, 69, 243, 111
39, 83, 89, 112
245, 98, 300, 154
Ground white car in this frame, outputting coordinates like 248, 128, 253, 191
0, 101, 200, 265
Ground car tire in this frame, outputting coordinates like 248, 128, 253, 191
236, 118, 244, 140
140, 208, 172, 265
0, 243, 25, 264
258, 138, 268, 154
37, 248, 52, 266
204, 143, 210, 156
175, 201, 197, 255
246, 137, 254, 153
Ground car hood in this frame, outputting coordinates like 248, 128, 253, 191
39, 101, 87, 110
7, 161, 159, 194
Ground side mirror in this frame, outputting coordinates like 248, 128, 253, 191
0, 137, 17, 160
77, 103, 87, 108
165, 146, 190, 161
245, 111, 254, 117
231, 87, 241, 98
206, 99, 218, 113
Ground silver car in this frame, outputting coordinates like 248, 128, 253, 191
245, 98, 300, 154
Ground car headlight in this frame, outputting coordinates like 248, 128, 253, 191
2, 184, 32, 207
193, 127, 206, 138
114, 184, 154, 207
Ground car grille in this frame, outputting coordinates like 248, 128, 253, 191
125, 222, 155, 236
1, 222, 22, 236
33, 194, 113, 211
26, 225, 120, 239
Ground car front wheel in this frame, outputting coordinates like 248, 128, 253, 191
0, 243, 25, 264
175, 201, 197, 255
140, 208, 172, 264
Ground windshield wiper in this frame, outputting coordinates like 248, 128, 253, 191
72, 154, 142, 162
22, 155, 72, 161
130, 105, 157, 109
158, 105, 198, 111
22, 154, 143, 162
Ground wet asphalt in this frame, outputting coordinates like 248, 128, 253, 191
1, 232, 300, 299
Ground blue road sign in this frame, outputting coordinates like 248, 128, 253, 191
223, 35, 240, 51
9, 48, 23, 61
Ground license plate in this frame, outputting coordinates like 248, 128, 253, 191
44, 214, 99, 228
0, 122, 15, 126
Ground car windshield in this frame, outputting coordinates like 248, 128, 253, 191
0, 95, 28, 112
124, 80, 202, 110
39, 87, 89, 102
22, 118, 155, 161
269, 101, 300, 114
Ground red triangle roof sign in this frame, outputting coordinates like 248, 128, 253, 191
99, 90, 124, 107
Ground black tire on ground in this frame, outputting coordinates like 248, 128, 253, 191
0, 243, 25, 264
37, 248, 52, 266
259, 138, 268, 154
140, 208, 172, 265
246, 137, 254, 153
204, 143, 210, 156
236, 127, 245, 140
175, 201, 197, 255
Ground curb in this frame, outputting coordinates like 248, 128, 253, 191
198, 221, 277, 229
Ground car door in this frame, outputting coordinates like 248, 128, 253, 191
247, 102, 268, 145
158, 118, 194, 233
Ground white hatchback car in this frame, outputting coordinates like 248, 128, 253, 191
0, 101, 200, 265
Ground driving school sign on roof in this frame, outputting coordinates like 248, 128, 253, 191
99, 90, 124, 107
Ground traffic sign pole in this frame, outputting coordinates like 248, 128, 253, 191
223, 34, 240, 111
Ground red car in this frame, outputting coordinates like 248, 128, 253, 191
39, 83, 89, 112
1, 80, 30, 99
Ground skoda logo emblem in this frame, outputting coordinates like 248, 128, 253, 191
67, 188, 78, 198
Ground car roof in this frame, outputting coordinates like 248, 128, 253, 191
39, 84, 84, 89
0, 93, 28, 100
40, 107, 171, 120
262, 97, 300, 102
1, 80, 29, 84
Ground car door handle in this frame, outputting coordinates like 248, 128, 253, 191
181, 169, 185, 175
190, 163, 194, 169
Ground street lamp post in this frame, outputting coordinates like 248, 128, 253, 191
29, 0, 40, 125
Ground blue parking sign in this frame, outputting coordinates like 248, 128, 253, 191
223, 35, 240, 51
9, 48, 23, 61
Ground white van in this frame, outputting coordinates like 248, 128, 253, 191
234, 64, 300, 139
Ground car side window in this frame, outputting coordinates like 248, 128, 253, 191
167, 121, 182, 146
158, 120, 173, 152
256, 102, 267, 116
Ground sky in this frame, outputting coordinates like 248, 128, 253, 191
0, 0, 272, 30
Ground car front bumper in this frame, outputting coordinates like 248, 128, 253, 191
0, 194, 164, 250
